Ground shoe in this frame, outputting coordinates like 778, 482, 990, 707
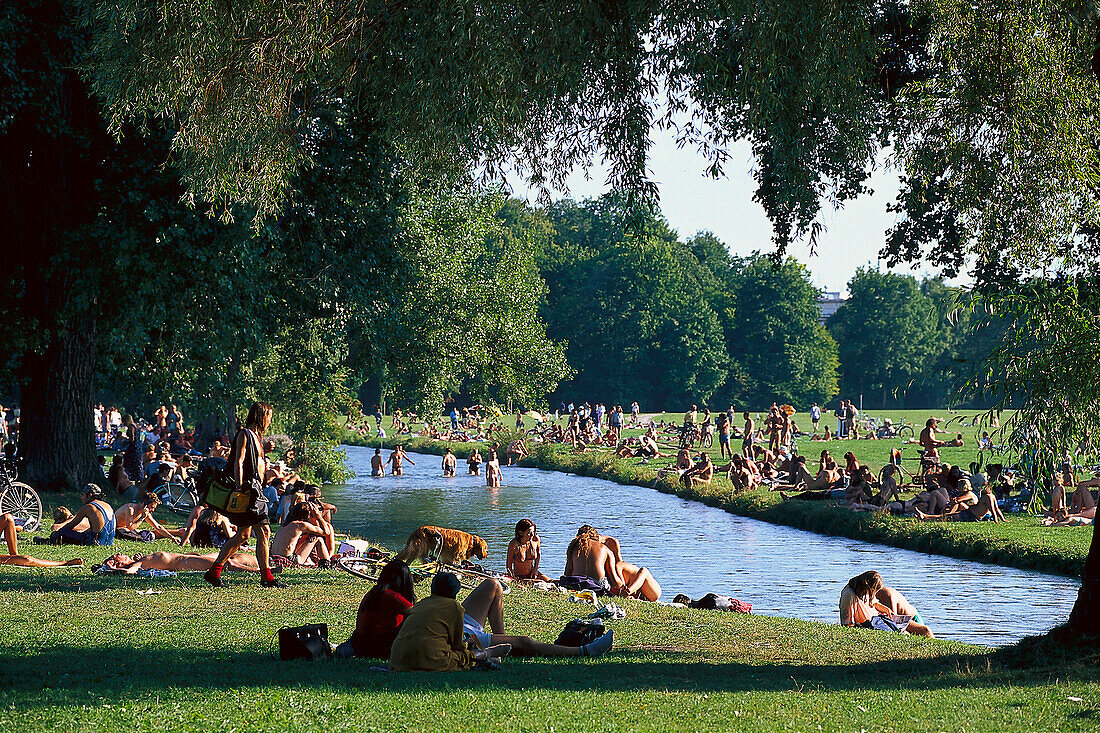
260, 577, 286, 588
581, 629, 614, 658
204, 568, 226, 588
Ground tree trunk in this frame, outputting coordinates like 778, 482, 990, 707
20, 306, 100, 491
1068, 518, 1100, 635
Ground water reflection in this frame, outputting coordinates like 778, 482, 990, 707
326, 447, 1080, 646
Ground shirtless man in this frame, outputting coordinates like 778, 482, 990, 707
115, 492, 182, 543
387, 445, 415, 476
442, 447, 457, 477
467, 448, 482, 475
270, 501, 335, 567
681, 452, 714, 490
208, 438, 230, 460
564, 525, 661, 601
506, 518, 550, 582
674, 447, 694, 472
505, 439, 528, 466
715, 454, 753, 493
50, 485, 116, 546
100, 551, 260, 573
919, 418, 946, 465
766, 406, 781, 453
715, 411, 731, 460
0, 513, 83, 567
741, 412, 755, 458
840, 570, 934, 637
371, 448, 385, 477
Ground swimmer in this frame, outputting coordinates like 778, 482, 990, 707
371, 448, 385, 478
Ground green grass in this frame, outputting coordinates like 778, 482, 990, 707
2, 538, 1099, 731
349, 415, 1092, 579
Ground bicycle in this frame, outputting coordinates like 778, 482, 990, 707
160, 477, 201, 516
0, 465, 42, 532
337, 539, 511, 594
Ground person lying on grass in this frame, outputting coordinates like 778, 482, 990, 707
0, 512, 83, 568
114, 492, 183, 543
840, 570, 934, 638
389, 572, 512, 671
98, 551, 260, 573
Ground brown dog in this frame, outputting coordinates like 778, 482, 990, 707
395, 526, 488, 566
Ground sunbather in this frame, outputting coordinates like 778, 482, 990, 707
99, 551, 260, 573
114, 492, 182, 543
840, 570, 934, 638
0, 513, 83, 568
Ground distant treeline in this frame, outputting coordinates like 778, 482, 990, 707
500, 193, 1004, 412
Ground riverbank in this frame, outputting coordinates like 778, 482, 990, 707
346, 433, 1091, 578
3, 541, 1098, 731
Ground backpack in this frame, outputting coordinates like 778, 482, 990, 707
554, 618, 607, 647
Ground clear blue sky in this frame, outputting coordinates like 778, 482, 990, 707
507, 126, 952, 295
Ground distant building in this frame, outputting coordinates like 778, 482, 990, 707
818, 291, 846, 324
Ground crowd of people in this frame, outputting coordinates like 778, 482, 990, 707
2, 393, 1091, 673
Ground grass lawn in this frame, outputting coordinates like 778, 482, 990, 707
3, 537, 1099, 732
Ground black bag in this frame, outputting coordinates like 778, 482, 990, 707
554, 618, 606, 647
278, 624, 332, 661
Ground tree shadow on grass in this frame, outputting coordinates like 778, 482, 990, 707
0, 643, 1092, 708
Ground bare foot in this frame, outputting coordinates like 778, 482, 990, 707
63, 558, 84, 566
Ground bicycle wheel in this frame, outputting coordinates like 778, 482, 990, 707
898, 425, 914, 439
441, 562, 512, 594
161, 481, 199, 515
337, 555, 387, 581
702, 433, 714, 448
0, 481, 42, 531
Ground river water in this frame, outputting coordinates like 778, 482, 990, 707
325, 447, 1079, 646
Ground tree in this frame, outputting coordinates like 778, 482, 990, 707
826, 269, 941, 408
724, 256, 838, 408
552, 238, 728, 408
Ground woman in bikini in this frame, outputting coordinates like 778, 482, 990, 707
506, 519, 550, 582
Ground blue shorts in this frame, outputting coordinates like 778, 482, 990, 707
718, 433, 730, 444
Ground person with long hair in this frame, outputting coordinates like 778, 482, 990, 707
204, 401, 282, 588
564, 525, 661, 601
839, 570, 934, 637
340, 559, 417, 658
506, 519, 549, 582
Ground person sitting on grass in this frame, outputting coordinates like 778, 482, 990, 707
98, 551, 260, 573
114, 492, 183, 543
388, 573, 512, 672
915, 481, 1004, 522
0, 512, 83, 568
715, 453, 754, 493
180, 506, 236, 549
680, 452, 714, 490
269, 501, 335, 568
564, 525, 661, 601
339, 559, 416, 659
460, 577, 614, 659
840, 570, 934, 638
507, 519, 550, 582
48, 484, 116, 546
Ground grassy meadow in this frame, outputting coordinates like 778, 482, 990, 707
3, 536, 1100, 732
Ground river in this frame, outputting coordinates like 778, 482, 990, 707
324, 446, 1079, 646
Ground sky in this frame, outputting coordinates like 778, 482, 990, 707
506, 125, 949, 296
